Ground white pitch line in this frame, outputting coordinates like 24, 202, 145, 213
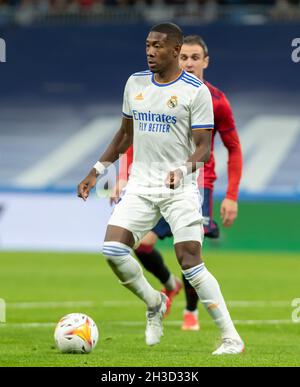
0, 322, 56, 328
0, 319, 297, 328
228, 301, 291, 308
102, 300, 292, 308
232, 320, 294, 325
14, 117, 119, 188
6, 300, 293, 309
7, 301, 96, 309
113, 320, 296, 327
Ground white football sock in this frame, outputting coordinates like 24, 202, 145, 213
182, 263, 240, 340
102, 241, 161, 310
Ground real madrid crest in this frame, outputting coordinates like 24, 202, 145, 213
167, 96, 178, 109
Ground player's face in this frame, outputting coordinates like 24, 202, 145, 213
179, 44, 209, 80
146, 31, 177, 73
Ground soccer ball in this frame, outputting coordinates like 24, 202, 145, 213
54, 313, 99, 354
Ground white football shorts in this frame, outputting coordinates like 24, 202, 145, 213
108, 190, 204, 245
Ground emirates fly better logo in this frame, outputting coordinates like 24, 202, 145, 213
0, 38, 6, 63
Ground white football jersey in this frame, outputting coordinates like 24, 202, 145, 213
122, 70, 214, 195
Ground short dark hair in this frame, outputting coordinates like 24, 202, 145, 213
150, 23, 183, 46
183, 35, 209, 57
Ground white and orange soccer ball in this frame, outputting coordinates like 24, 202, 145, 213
54, 313, 99, 354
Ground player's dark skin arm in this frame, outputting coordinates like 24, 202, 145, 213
77, 117, 133, 201
165, 129, 212, 189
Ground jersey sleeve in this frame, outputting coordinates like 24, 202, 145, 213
216, 93, 243, 201
214, 93, 236, 133
122, 77, 133, 119
219, 129, 243, 201
191, 84, 214, 131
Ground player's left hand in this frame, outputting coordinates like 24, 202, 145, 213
165, 169, 183, 190
220, 198, 238, 227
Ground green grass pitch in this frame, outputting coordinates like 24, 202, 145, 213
0, 250, 300, 367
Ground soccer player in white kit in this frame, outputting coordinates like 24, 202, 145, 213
77, 23, 244, 355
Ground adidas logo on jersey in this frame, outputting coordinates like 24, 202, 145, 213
135, 93, 144, 100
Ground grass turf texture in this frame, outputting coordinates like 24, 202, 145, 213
0, 250, 300, 367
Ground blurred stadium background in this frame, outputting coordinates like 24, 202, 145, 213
0, 0, 300, 367
0, 0, 299, 252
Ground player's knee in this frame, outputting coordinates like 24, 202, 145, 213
179, 255, 200, 270
102, 241, 131, 263
175, 244, 202, 270
139, 231, 158, 247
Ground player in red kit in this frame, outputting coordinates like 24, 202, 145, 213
111, 35, 243, 330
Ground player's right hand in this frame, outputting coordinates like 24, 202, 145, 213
110, 179, 127, 205
220, 198, 238, 227
77, 172, 97, 201
165, 169, 183, 190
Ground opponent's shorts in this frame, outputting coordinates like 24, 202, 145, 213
202, 188, 219, 239
108, 190, 204, 245
152, 188, 219, 240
